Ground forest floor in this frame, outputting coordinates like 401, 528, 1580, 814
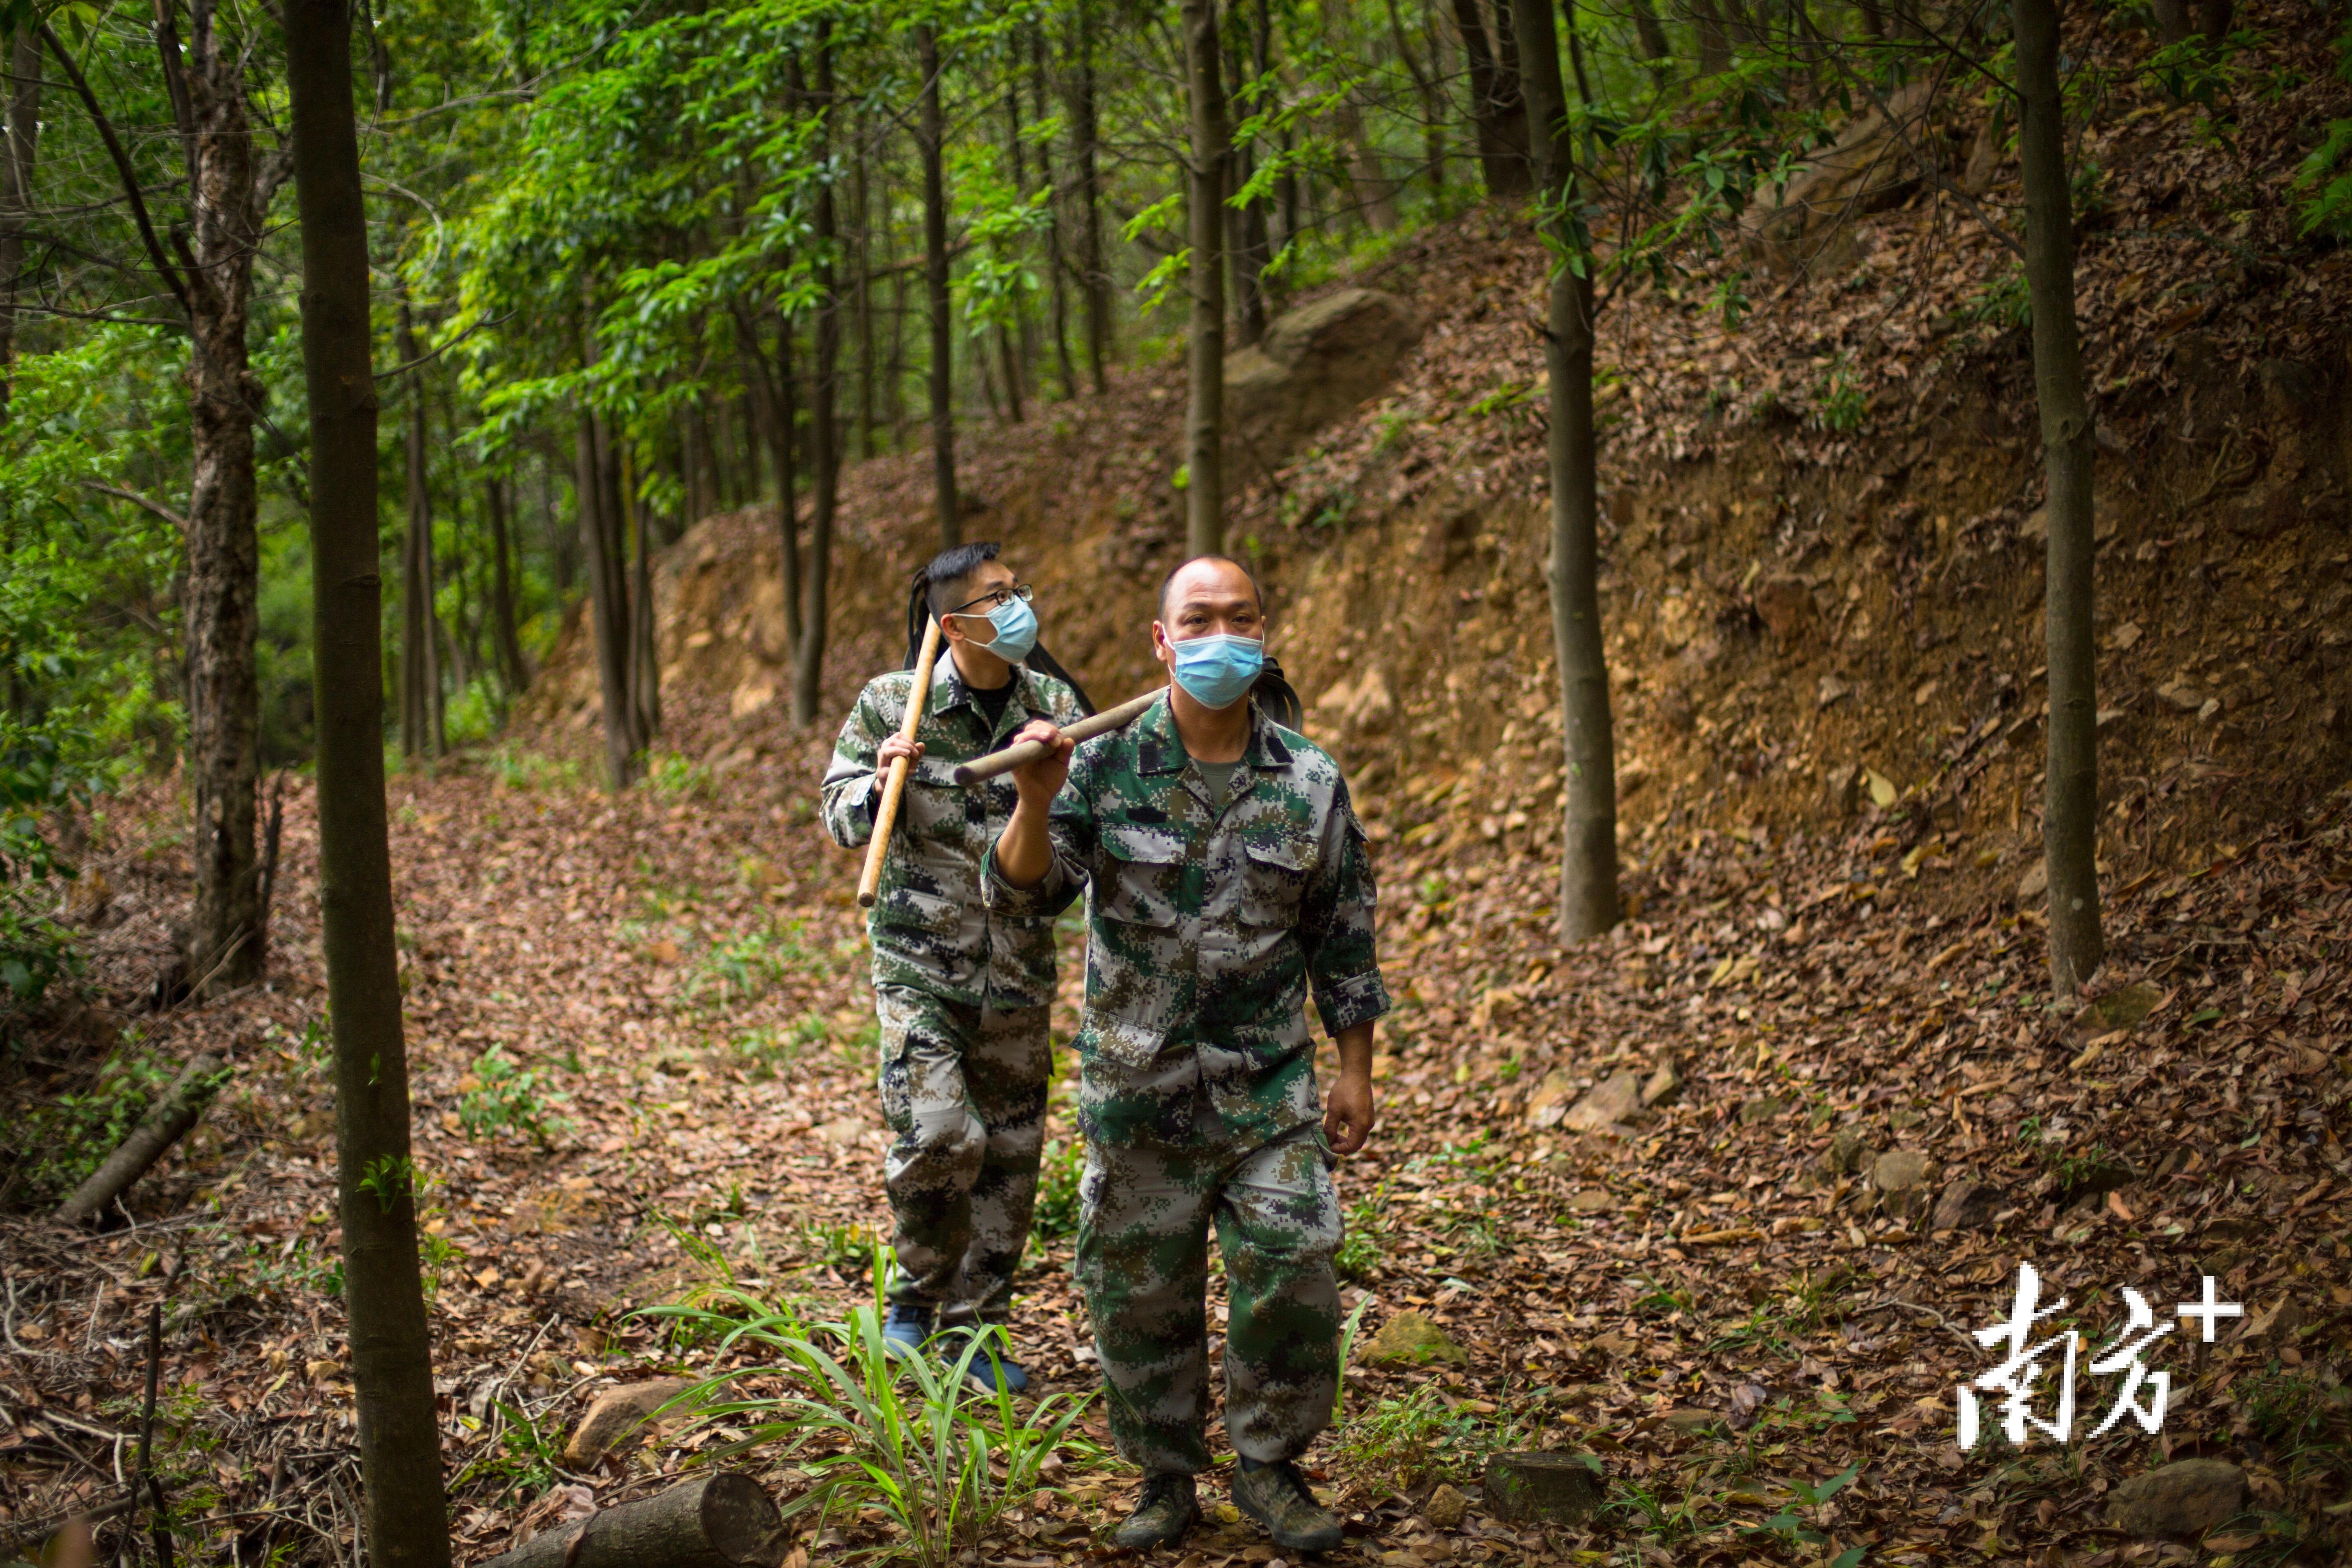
3, 679, 2349, 1568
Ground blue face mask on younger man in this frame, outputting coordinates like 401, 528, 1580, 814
974, 595, 1038, 663
1168, 633, 1263, 710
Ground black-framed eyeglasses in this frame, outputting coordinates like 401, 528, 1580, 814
946, 583, 1033, 615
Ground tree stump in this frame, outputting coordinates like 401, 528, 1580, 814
56, 1054, 228, 1225
1483, 1452, 1605, 1525
474, 1474, 785, 1568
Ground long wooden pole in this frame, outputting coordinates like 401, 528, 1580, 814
858, 617, 944, 908
951, 687, 1161, 784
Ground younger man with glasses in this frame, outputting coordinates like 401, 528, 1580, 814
821, 543, 1091, 1392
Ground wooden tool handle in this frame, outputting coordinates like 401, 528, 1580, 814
949, 688, 1165, 785
857, 617, 944, 909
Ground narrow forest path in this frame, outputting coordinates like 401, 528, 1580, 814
4, 706, 2348, 1568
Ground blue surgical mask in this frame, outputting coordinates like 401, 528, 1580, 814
976, 595, 1038, 663
1169, 633, 1263, 710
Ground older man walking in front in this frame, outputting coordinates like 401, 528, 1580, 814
985, 555, 1386, 1555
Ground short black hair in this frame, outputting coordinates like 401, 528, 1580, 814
1156, 555, 1266, 622
922, 541, 1003, 619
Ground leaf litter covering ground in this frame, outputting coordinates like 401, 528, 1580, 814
3, 684, 2349, 1568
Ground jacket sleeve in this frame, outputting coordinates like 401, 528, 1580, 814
1296, 776, 1391, 1036
981, 744, 1094, 920
819, 682, 893, 849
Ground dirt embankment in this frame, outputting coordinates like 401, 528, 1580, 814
526, 9, 2352, 926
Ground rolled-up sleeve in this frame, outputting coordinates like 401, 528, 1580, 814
819, 685, 892, 849
981, 757, 1095, 920
1297, 786, 1390, 1036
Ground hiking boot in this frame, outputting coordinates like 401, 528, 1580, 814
953, 1329, 1031, 1395
882, 1303, 933, 1359
1113, 1472, 1199, 1550
1233, 1458, 1343, 1554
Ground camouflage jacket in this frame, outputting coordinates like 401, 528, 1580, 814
982, 692, 1389, 1146
821, 659, 1088, 1010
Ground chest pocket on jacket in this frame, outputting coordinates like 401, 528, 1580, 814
1099, 824, 1185, 929
1238, 835, 1313, 925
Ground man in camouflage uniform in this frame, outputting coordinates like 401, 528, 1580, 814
988, 556, 1385, 1554
821, 543, 1088, 1392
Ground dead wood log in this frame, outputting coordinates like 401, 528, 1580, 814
473, 1474, 785, 1568
55, 1054, 228, 1225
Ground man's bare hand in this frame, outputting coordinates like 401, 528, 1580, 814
1006, 718, 1074, 813
876, 734, 924, 773
1324, 1066, 1376, 1156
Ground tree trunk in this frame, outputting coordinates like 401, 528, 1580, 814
283, 3, 452, 1562
183, 15, 265, 995
574, 377, 637, 789
1511, 0, 1619, 942
485, 477, 531, 693
916, 23, 958, 546
2148, 0, 2187, 41
853, 147, 878, 454
395, 301, 442, 762
1631, 0, 1672, 64
1179, 0, 1228, 558
622, 452, 658, 745
0, 24, 43, 421
1692, 0, 1733, 72
1069, 4, 1111, 396
1032, 27, 1077, 401
1451, 0, 1530, 195
2013, 0, 2101, 997
1224, 24, 1268, 348
775, 308, 802, 654
795, 21, 838, 729
1385, 0, 1446, 198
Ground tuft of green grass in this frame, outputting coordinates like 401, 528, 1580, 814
637, 1259, 1105, 1567
1030, 1137, 1085, 1242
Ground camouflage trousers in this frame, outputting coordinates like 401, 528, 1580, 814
1076, 1103, 1342, 1474
875, 983, 1051, 1325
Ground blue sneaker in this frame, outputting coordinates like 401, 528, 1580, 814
882, 1303, 934, 1359
957, 1331, 1029, 1395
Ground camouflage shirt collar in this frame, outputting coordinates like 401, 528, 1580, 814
932, 652, 1034, 718
1134, 690, 1294, 776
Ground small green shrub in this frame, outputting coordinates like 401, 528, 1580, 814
645, 750, 715, 799
458, 1046, 570, 1145
1334, 1383, 1516, 1492
1334, 1183, 1389, 1283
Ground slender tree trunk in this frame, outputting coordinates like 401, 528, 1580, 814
0, 25, 43, 421
854, 145, 878, 454
2013, 0, 2101, 996
485, 476, 530, 693
888, 270, 909, 449
395, 302, 441, 764
916, 22, 958, 545
1385, 0, 1445, 197
776, 309, 802, 652
1450, 0, 1530, 195
574, 323, 636, 790
283, 5, 451, 1565
1512, 0, 1618, 941
1032, 27, 1077, 401
1178, 0, 1229, 557
624, 454, 658, 743
1069, 4, 1111, 395
1630, 0, 1672, 63
795, 21, 839, 729
1224, 26, 1267, 347
1692, 0, 1733, 72
183, 12, 265, 993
